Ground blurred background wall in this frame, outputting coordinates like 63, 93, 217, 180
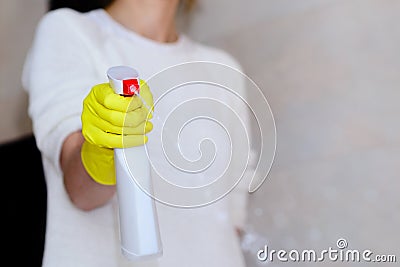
0, 0, 46, 143
1, 0, 399, 266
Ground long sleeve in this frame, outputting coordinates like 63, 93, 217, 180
22, 9, 103, 176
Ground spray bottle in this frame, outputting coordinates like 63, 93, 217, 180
107, 66, 163, 261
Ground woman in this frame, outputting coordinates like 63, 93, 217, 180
23, 0, 249, 266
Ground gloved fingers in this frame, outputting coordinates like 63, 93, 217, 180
92, 83, 143, 112
121, 121, 153, 135
83, 124, 126, 148
82, 81, 154, 149
89, 96, 149, 127
90, 113, 153, 135
144, 121, 153, 133
124, 107, 151, 127
82, 115, 151, 148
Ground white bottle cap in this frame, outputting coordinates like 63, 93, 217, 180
107, 66, 140, 96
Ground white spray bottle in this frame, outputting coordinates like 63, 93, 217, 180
107, 66, 163, 261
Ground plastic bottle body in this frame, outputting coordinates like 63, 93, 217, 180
114, 147, 162, 261
107, 65, 163, 261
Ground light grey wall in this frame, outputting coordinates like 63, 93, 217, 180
181, 1, 400, 266
0, 0, 46, 143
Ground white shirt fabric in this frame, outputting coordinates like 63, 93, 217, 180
22, 8, 252, 267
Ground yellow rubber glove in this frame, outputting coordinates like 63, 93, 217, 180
81, 80, 153, 185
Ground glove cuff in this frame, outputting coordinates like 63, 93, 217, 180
81, 141, 116, 185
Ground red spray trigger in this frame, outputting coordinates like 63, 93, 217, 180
123, 78, 140, 96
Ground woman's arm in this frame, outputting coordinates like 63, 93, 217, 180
60, 131, 116, 211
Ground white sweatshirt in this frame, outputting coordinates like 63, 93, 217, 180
22, 8, 252, 267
